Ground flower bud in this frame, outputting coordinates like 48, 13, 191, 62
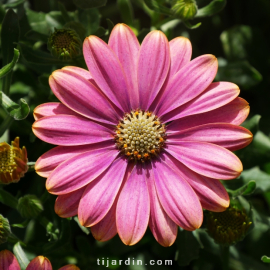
171, 0, 198, 20
0, 137, 28, 184
48, 28, 82, 60
17, 195, 44, 219
206, 206, 252, 246
26, 256, 52, 270
0, 250, 20, 270
59, 265, 80, 270
0, 214, 11, 244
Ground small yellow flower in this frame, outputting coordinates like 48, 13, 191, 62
0, 137, 28, 184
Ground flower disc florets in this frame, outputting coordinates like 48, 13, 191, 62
115, 110, 166, 162
206, 206, 252, 246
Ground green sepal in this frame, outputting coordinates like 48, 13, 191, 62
117, 0, 134, 26
0, 189, 18, 209
183, 20, 201, 29
262, 256, 270, 263
196, 0, 226, 18
0, 91, 30, 120
0, 49, 20, 79
144, 0, 173, 16
227, 180, 256, 198
172, 0, 198, 20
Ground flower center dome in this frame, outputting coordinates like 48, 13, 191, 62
115, 110, 166, 162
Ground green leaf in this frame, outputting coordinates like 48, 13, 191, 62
215, 61, 262, 89
94, 27, 107, 37
227, 181, 256, 198
13, 242, 30, 270
73, 0, 107, 9
0, 49, 20, 79
1, 91, 30, 120
144, 0, 172, 15
196, 0, 226, 17
117, 0, 134, 26
241, 167, 270, 192
0, 189, 18, 209
78, 8, 100, 36
175, 229, 201, 266
1, 9, 20, 95
262, 256, 270, 263
58, 1, 72, 22
106, 18, 114, 34
0, 116, 14, 137
19, 43, 71, 65
241, 115, 261, 134
3, 0, 25, 8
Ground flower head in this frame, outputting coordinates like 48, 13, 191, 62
48, 28, 82, 59
172, 0, 198, 20
33, 24, 252, 246
0, 137, 28, 184
206, 206, 252, 246
0, 251, 80, 270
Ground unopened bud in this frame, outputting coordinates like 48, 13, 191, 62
172, 0, 198, 20
0, 215, 11, 244
17, 195, 43, 219
0, 250, 20, 269
26, 256, 52, 270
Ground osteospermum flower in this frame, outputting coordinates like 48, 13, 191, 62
0, 250, 80, 270
32, 24, 252, 247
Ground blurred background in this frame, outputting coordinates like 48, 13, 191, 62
0, 0, 270, 269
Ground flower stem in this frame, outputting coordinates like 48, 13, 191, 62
220, 245, 230, 270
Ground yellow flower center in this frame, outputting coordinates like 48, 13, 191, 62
115, 110, 166, 162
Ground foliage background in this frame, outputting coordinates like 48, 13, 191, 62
0, 0, 270, 269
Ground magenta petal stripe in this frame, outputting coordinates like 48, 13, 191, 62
116, 163, 150, 245
33, 102, 78, 120
35, 141, 114, 178
145, 162, 178, 247
167, 123, 253, 151
109, 24, 140, 110
165, 142, 243, 180
83, 36, 130, 112
55, 187, 86, 218
167, 97, 250, 131
91, 198, 118, 242
152, 158, 203, 230
157, 55, 218, 117
138, 31, 170, 110
163, 152, 229, 212
162, 81, 240, 122
50, 69, 120, 125
78, 157, 128, 227
32, 115, 114, 146
46, 148, 119, 195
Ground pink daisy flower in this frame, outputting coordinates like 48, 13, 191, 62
32, 24, 252, 247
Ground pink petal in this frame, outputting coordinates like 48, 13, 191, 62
55, 187, 86, 218
26, 256, 52, 270
83, 36, 130, 112
46, 148, 119, 195
33, 102, 77, 120
167, 123, 253, 151
109, 24, 140, 109
78, 157, 128, 227
91, 198, 117, 242
163, 152, 229, 212
32, 115, 114, 146
169, 37, 192, 77
157, 55, 218, 116
165, 142, 243, 180
145, 162, 178, 247
116, 163, 150, 245
150, 36, 192, 112
58, 265, 80, 270
35, 141, 114, 178
152, 157, 203, 230
167, 97, 250, 131
0, 250, 20, 270
162, 81, 240, 122
50, 69, 121, 125
138, 31, 170, 110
